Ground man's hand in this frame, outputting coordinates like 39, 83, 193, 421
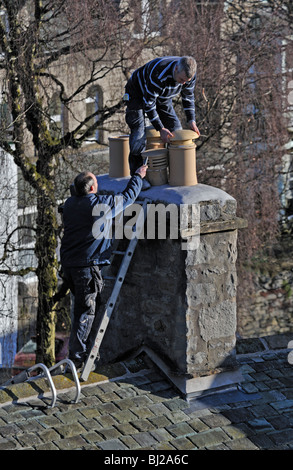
160, 127, 174, 143
188, 120, 200, 136
135, 165, 148, 179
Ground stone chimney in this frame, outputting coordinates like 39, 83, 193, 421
96, 175, 247, 400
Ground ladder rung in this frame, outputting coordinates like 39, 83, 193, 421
112, 250, 126, 255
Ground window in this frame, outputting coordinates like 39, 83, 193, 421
236, 17, 278, 143
282, 36, 293, 130
85, 86, 102, 142
48, 93, 68, 139
132, 0, 164, 37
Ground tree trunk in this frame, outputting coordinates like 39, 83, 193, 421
35, 190, 58, 367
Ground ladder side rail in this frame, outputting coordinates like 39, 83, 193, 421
80, 237, 139, 381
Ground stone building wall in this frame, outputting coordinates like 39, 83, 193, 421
0, 150, 18, 373
238, 267, 293, 338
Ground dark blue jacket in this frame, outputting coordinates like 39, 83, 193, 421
60, 174, 142, 267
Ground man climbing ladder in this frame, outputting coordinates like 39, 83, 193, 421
60, 166, 147, 372
80, 198, 148, 381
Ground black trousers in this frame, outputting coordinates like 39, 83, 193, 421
125, 94, 181, 175
62, 265, 104, 364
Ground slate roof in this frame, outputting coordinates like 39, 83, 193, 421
0, 333, 292, 451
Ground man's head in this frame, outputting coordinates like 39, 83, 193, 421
74, 171, 98, 196
174, 56, 197, 85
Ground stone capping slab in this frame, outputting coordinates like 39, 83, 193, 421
181, 217, 248, 238
97, 174, 235, 209
97, 174, 248, 236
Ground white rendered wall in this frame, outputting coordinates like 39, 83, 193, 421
0, 148, 18, 368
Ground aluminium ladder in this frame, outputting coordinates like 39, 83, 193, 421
80, 199, 148, 382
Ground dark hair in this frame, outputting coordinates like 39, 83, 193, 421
74, 172, 95, 196
177, 56, 197, 79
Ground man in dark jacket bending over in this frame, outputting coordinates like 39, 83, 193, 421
60, 166, 147, 369
125, 56, 200, 189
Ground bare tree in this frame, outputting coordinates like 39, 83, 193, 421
1, 0, 292, 367
0, 0, 173, 367
163, 0, 292, 299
